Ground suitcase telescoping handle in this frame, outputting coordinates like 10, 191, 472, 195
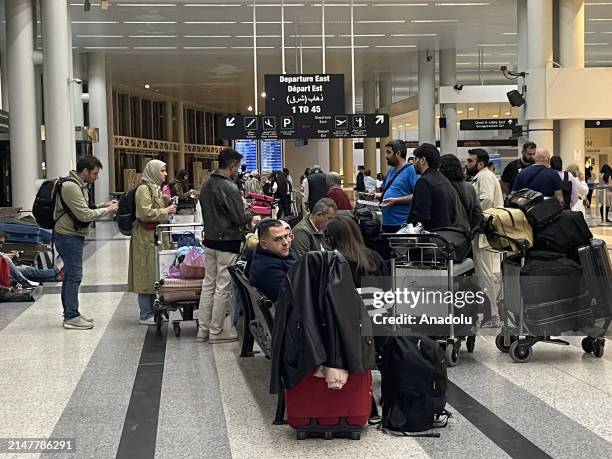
382, 231, 454, 249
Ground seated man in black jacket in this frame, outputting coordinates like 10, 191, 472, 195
409, 143, 469, 231
249, 219, 297, 302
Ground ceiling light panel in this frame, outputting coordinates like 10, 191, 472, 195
116, 3, 177, 6
128, 35, 177, 38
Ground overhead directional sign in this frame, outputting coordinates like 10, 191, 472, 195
264, 74, 345, 116
460, 118, 519, 130
218, 113, 389, 140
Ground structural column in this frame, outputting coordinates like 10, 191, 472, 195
525, 0, 554, 151
176, 101, 186, 170
378, 72, 393, 175
72, 50, 84, 127
342, 137, 354, 187
362, 78, 377, 173
41, 0, 74, 177
88, 53, 111, 203
329, 138, 340, 172
439, 48, 457, 155
105, 63, 115, 192
164, 100, 175, 179
6, 0, 40, 208
517, 0, 529, 151
558, 0, 585, 168
418, 49, 436, 145
0, 51, 9, 111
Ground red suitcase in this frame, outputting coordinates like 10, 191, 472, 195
158, 278, 202, 304
246, 192, 274, 203
285, 369, 372, 440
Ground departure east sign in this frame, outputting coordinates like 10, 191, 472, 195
264, 74, 345, 116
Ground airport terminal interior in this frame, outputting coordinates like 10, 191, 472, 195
0, 0, 612, 458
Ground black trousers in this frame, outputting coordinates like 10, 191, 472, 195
600, 206, 610, 222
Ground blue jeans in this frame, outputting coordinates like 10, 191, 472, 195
138, 293, 155, 320
14, 265, 59, 283
54, 233, 85, 320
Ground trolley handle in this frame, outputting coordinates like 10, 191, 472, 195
383, 232, 455, 251
155, 222, 204, 245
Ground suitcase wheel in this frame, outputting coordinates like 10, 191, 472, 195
445, 342, 459, 367
593, 339, 605, 358
349, 431, 361, 441
581, 337, 594, 354
296, 431, 307, 441
466, 336, 476, 353
509, 341, 533, 363
324, 432, 333, 440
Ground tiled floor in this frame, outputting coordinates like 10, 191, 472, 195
0, 222, 610, 458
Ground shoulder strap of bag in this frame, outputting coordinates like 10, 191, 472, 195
525, 166, 545, 188
380, 165, 408, 203
564, 171, 569, 182
57, 178, 90, 231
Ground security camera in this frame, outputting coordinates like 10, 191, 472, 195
68, 78, 83, 85
453, 84, 464, 91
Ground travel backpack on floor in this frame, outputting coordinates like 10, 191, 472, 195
33, 178, 91, 231
117, 183, 147, 236
379, 336, 450, 436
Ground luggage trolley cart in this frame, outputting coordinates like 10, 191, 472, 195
154, 222, 204, 337
490, 234, 610, 362
384, 232, 478, 367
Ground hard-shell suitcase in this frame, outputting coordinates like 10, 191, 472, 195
577, 239, 612, 319
0, 222, 52, 244
158, 278, 202, 304
285, 369, 372, 440
503, 251, 593, 334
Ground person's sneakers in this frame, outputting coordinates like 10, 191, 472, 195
79, 314, 94, 323
209, 328, 238, 344
481, 315, 501, 329
139, 317, 156, 325
63, 316, 94, 330
196, 328, 209, 343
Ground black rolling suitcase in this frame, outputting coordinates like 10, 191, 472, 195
577, 239, 612, 319
504, 251, 593, 334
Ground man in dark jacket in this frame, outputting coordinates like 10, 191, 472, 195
304, 165, 327, 211
409, 143, 469, 231
198, 148, 249, 343
249, 219, 297, 302
355, 165, 366, 193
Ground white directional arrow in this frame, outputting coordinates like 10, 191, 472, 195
375, 115, 384, 125
226, 117, 236, 127
507, 119, 514, 125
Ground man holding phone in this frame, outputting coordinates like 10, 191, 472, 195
370, 140, 420, 233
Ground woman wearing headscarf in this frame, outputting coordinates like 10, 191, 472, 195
128, 159, 177, 324
171, 169, 192, 199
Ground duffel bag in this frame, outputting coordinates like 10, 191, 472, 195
504, 188, 544, 208
533, 211, 592, 262
481, 207, 533, 252
522, 197, 563, 229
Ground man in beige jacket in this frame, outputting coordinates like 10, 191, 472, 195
466, 149, 504, 328
53, 155, 118, 330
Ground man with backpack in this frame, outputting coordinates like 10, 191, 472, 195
53, 155, 118, 330
550, 156, 579, 210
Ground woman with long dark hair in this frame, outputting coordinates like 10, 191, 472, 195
325, 215, 388, 288
440, 154, 483, 235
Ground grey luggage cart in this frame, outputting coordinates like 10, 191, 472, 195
154, 222, 204, 337
384, 232, 478, 367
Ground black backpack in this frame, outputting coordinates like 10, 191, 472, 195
117, 183, 147, 236
33, 177, 90, 230
379, 336, 450, 436
560, 171, 572, 210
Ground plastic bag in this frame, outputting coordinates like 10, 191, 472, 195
162, 184, 172, 197
166, 264, 182, 279
179, 246, 205, 279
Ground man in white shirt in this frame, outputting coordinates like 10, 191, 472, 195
466, 149, 504, 328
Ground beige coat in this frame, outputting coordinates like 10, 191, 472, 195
128, 183, 169, 294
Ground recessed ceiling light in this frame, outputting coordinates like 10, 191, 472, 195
236, 35, 282, 38
435, 2, 491, 5
404, 124, 411, 127
586, 2, 612, 4
411, 19, 461, 23
183, 46, 228, 49
468, 107, 475, 111
375, 45, 417, 48
392, 126, 397, 130
117, 3, 176, 6
128, 35, 177, 38
247, 105, 253, 112
241, 21, 293, 24
586, 42, 610, 45
184, 35, 232, 38
77, 34, 124, 38
328, 45, 370, 48
83, 46, 129, 49
588, 18, 612, 21
312, 2, 368, 5
505, 112, 511, 115
477, 43, 517, 47
502, 32, 518, 35
492, 114, 499, 118
457, 110, 463, 114
390, 33, 437, 37
72, 21, 119, 24
185, 21, 237, 24
185, 3, 242, 6
340, 34, 386, 37
357, 20, 406, 24
231, 46, 275, 49
377, 2, 428, 5
144, 84, 150, 89
261, 92, 266, 98
123, 21, 177, 24
133, 46, 178, 50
